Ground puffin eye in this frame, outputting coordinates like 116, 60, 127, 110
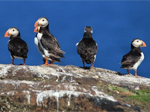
42, 19, 45, 21
137, 40, 139, 42
12, 29, 15, 31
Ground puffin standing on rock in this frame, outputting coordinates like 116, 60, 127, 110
121, 39, 146, 77
34, 26, 62, 64
4, 27, 28, 65
34, 17, 65, 65
76, 26, 98, 68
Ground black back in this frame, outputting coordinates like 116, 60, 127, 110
77, 32, 98, 64
8, 35, 28, 59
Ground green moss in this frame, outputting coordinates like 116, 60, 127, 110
107, 85, 134, 95
128, 89, 150, 104
96, 81, 150, 110
108, 85, 125, 92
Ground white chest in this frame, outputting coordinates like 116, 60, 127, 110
34, 37, 44, 57
133, 52, 144, 70
36, 33, 51, 57
37, 33, 43, 40
34, 37, 38, 46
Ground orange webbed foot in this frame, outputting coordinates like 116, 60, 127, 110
43, 63, 49, 66
135, 75, 142, 78
90, 66, 95, 69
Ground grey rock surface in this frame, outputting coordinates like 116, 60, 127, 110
0, 64, 149, 111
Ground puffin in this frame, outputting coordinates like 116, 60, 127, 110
120, 39, 146, 77
34, 26, 62, 64
4, 27, 28, 65
34, 17, 65, 65
76, 26, 98, 68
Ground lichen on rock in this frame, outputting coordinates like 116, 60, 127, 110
0, 64, 149, 111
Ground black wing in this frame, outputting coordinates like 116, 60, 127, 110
40, 33, 65, 58
8, 38, 28, 58
40, 34, 57, 49
121, 50, 141, 67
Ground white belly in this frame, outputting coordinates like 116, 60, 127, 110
132, 52, 144, 70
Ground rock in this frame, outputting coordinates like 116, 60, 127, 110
0, 64, 149, 111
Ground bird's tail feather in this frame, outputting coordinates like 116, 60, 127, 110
55, 49, 65, 54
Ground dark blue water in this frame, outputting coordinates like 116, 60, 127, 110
0, 1, 149, 78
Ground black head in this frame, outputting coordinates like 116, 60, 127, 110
84, 26, 93, 33
83, 26, 93, 38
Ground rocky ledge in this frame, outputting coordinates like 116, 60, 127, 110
0, 64, 149, 112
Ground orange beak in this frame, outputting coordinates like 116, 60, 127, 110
140, 41, 146, 47
34, 21, 38, 27
34, 20, 41, 27
34, 27, 39, 33
4, 30, 11, 37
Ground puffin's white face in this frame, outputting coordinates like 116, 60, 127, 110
4, 27, 19, 37
38, 17, 49, 27
9, 28, 19, 37
132, 39, 146, 48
